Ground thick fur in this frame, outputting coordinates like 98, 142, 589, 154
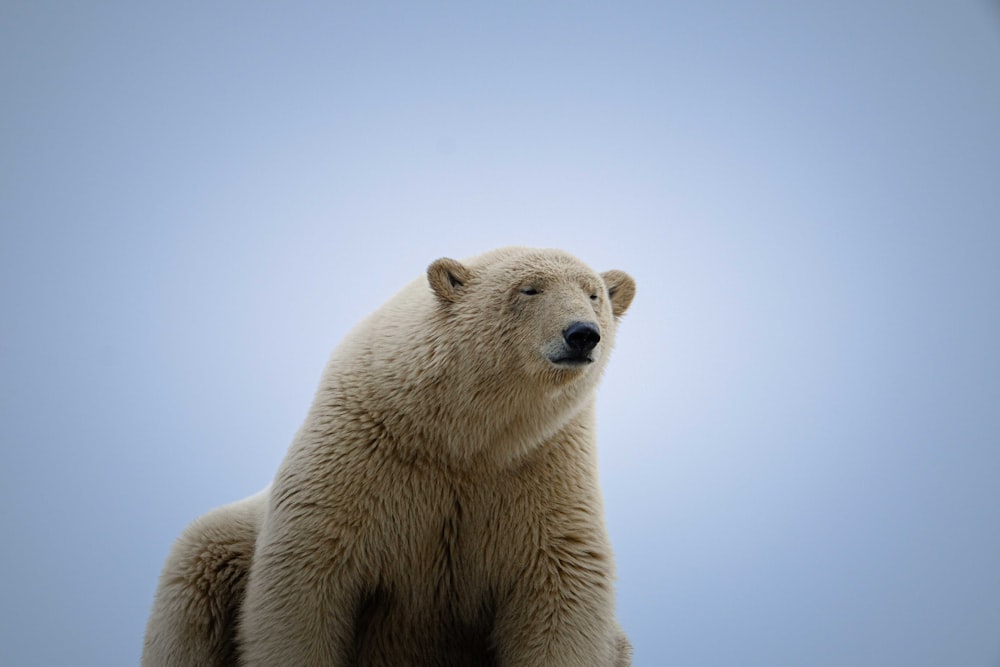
143, 247, 635, 666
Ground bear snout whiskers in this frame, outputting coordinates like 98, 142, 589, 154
562, 321, 601, 355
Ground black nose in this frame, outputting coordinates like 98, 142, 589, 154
563, 321, 601, 354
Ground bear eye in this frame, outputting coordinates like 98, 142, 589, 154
520, 287, 540, 296
589, 293, 598, 301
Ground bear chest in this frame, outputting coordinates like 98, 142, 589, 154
352, 485, 502, 666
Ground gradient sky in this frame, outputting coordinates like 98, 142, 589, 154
2, 2, 999, 665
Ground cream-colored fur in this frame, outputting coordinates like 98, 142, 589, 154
143, 247, 635, 666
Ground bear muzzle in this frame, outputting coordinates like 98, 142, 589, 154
548, 321, 601, 366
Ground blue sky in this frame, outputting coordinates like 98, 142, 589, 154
2, 2, 999, 665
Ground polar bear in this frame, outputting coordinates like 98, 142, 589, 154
143, 247, 635, 666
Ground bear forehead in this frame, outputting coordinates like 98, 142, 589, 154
470, 247, 600, 284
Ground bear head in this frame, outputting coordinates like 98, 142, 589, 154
427, 248, 635, 384
419, 248, 635, 462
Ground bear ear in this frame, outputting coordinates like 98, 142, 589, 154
601, 270, 636, 318
427, 257, 472, 303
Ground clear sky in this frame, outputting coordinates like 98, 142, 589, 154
2, 2, 999, 665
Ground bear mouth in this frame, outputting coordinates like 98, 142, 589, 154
548, 352, 595, 367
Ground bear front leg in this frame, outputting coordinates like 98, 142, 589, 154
492, 539, 623, 667
237, 521, 360, 666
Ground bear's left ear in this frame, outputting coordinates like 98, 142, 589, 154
601, 270, 636, 318
427, 257, 472, 303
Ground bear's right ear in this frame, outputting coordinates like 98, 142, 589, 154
427, 257, 472, 303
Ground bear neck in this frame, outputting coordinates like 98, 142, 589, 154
315, 348, 599, 470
